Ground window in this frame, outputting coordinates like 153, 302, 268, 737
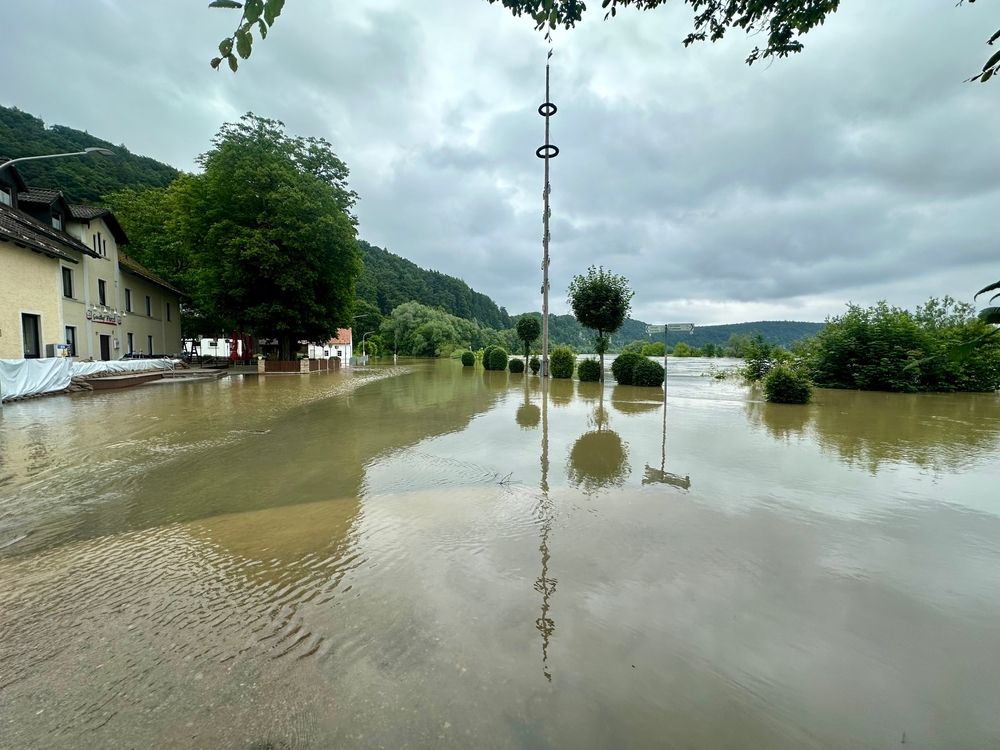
62, 267, 73, 298
21, 314, 41, 359
147, 335, 154, 355
127, 332, 134, 354
98, 279, 107, 306
166, 302, 171, 322
52, 213, 63, 231
65, 326, 77, 357
145, 295, 151, 317
0, 188, 11, 206
92, 232, 106, 257
102, 237, 107, 256
125, 289, 132, 312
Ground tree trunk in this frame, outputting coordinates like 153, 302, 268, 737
280, 335, 291, 361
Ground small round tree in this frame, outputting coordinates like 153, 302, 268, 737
529, 355, 541, 375
515, 316, 541, 362
633, 358, 665, 387
611, 352, 643, 385
550, 346, 575, 379
568, 266, 634, 379
461, 350, 475, 366
509, 358, 525, 373
577, 359, 601, 382
482, 345, 497, 370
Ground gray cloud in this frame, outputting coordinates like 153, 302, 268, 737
2, 0, 997, 324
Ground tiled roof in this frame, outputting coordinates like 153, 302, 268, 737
118, 252, 185, 296
69, 204, 108, 220
0, 203, 89, 262
18, 187, 63, 205
327, 328, 352, 346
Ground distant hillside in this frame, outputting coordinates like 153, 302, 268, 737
512, 314, 824, 351
0, 105, 179, 203
356, 241, 510, 330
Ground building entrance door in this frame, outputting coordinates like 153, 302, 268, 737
99, 335, 111, 361
21, 313, 41, 358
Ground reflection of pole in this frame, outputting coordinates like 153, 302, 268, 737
537, 49, 558, 378
663, 329, 668, 402
661, 387, 667, 474
535, 378, 555, 681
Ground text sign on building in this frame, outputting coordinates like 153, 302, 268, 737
86, 308, 122, 326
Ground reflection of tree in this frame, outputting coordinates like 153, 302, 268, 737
576, 381, 602, 402
548, 378, 574, 406
568, 392, 631, 493
744, 394, 811, 441
516, 375, 541, 429
610, 384, 664, 416
746, 388, 1000, 473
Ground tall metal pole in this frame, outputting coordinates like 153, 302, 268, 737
537, 50, 558, 377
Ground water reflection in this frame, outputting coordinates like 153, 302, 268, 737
536, 378, 556, 680
568, 388, 631, 493
746, 388, 1000, 472
516, 376, 541, 430
549, 378, 574, 406
611, 384, 664, 416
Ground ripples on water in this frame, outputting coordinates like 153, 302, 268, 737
2, 359, 1000, 748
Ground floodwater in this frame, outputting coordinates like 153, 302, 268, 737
1, 358, 999, 749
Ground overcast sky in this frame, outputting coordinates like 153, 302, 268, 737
3, 1, 998, 324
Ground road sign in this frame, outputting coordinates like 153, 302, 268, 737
646, 324, 665, 335
666, 323, 695, 333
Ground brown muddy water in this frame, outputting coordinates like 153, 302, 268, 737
1, 358, 999, 749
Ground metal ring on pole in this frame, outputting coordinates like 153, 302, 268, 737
538, 102, 558, 117
536, 144, 560, 159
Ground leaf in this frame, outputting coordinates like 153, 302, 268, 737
244, 0, 263, 23
984, 68, 995, 84
235, 29, 253, 59
984, 49, 1000, 72
974, 279, 1000, 299
210, 56, 223, 69
228, 53, 239, 72
219, 38, 233, 56
979, 307, 1000, 325
208, 0, 242, 7
263, 0, 284, 25
257, 20, 268, 38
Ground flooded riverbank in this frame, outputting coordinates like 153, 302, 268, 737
2, 359, 999, 748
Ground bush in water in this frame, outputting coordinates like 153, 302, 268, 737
529, 355, 541, 374
763, 364, 813, 404
550, 347, 575, 379
611, 352, 643, 385
461, 351, 475, 367
509, 357, 525, 373
488, 346, 509, 372
633, 357, 665, 387
577, 358, 601, 382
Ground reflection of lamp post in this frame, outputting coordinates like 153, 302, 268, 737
1, 147, 114, 170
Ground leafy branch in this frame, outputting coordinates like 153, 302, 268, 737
208, 0, 285, 72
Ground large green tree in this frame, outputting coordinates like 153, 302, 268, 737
568, 266, 634, 379
207, 1, 998, 83
193, 114, 360, 358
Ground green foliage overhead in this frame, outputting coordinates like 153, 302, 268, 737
515, 316, 541, 360
763, 365, 813, 404
808, 297, 1000, 393
577, 359, 602, 382
611, 353, 643, 385
632, 358, 665, 388
461, 350, 475, 367
550, 346, 576, 379
1, 105, 178, 203
207, 1, 995, 86
509, 357, 525, 374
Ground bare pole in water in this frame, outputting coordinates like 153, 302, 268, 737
537, 46, 558, 377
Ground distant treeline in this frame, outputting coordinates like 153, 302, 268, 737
0, 105, 179, 203
355, 241, 510, 330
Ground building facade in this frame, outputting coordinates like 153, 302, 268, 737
0, 164, 183, 360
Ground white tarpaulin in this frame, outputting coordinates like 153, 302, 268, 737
0, 358, 72, 402
70, 359, 178, 378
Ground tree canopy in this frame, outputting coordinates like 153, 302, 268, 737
207, 1, 998, 83
568, 265, 633, 377
515, 316, 541, 360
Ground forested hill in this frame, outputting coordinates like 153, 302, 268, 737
0, 105, 179, 203
356, 241, 510, 330
513, 314, 824, 350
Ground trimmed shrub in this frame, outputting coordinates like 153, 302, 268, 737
611, 352, 643, 385
577, 358, 601, 382
509, 357, 525, 373
763, 364, 812, 404
460, 351, 475, 367
529, 355, 541, 374
488, 346, 509, 372
550, 347, 575, 379
482, 345, 497, 370
633, 357, 665, 387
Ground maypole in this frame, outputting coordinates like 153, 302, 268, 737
536, 42, 559, 377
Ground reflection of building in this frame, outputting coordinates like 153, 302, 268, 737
0, 164, 183, 360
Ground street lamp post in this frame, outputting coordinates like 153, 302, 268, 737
0, 147, 115, 171
361, 331, 375, 361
